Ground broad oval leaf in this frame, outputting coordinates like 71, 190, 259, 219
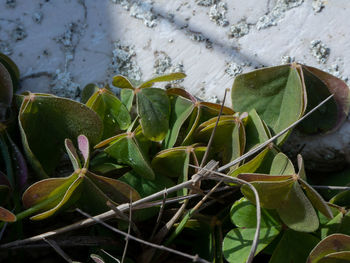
0, 53, 19, 91
0, 207, 16, 222
136, 88, 170, 142
112, 75, 134, 90
307, 234, 350, 263
86, 88, 131, 139
0, 63, 13, 121
18, 93, 103, 177
276, 182, 319, 232
231, 64, 305, 145
270, 229, 320, 263
163, 94, 194, 149
104, 132, 155, 180
244, 109, 271, 152
302, 65, 350, 133
138, 72, 186, 89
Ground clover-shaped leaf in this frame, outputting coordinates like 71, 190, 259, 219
112, 73, 186, 142
86, 87, 131, 139
307, 234, 350, 263
231, 64, 305, 145
299, 65, 350, 134
95, 128, 155, 180
167, 88, 235, 146
243, 109, 271, 152
238, 154, 332, 232
152, 144, 206, 196
163, 93, 195, 149
195, 115, 245, 165
21, 135, 140, 220
270, 229, 320, 263
18, 93, 103, 178
223, 198, 281, 263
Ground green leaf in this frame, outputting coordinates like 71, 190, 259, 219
86, 88, 131, 139
81, 83, 99, 104
230, 197, 281, 228
18, 93, 103, 177
307, 234, 350, 263
297, 67, 338, 134
223, 198, 281, 263
270, 152, 295, 175
138, 72, 186, 89
121, 88, 135, 111
270, 229, 320, 263
228, 146, 271, 177
244, 109, 271, 152
182, 102, 235, 145
136, 88, 170, 142
239, 175, 294, 209
152, 146, 189, 178
152, 146, 191, 196
104, 132, 155, 180
276, 182, 319, 232
0, 62, 13, 120
30, 175, 84, 220
321, 211, 350, 239
231, 64, 305, 145
163, 94, 194, 149
119, 170, 174, 220
195, 116, 244, 164
65, 138, 81, 170
0, 52, 19, 91
299, 178, 333, 219
301, 65, 350, 133
112, 75, 134, 90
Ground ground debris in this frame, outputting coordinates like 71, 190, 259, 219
310, 39, 330, 64
312, 0, 325, 13
257, 0, 304, 30
225, 62, 243, 78
109, 40, 143, 82
228, 21, 250, 38
209, 2, 229, 27
50, 70, 80, 99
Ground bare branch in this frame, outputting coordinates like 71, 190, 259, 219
0, 161, 218, 249
43, 238, 73, 263
76, 209, 211, 263
218, 94, 334, 172
200, 88, 229, 167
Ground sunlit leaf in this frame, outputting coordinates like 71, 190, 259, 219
112, 75, 134, 90
138, 72, 186, 89
18, 93, 102, 177
163, 94, 194, 149
121, 88, 135, 111
104, 132, 155, 180
270, 152, 295, 175
231, 64, 305, 145
86, 88, 131, 139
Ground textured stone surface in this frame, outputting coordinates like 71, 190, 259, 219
1, 0, 350, 169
